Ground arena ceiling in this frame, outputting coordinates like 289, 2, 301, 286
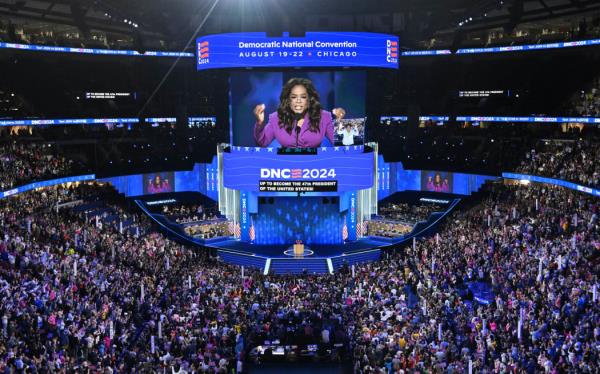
0, 0, 599, 48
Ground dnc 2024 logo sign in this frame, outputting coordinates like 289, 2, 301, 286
198, 41, 209, 65
386, 39, 398, 63
260, 168, 336, 179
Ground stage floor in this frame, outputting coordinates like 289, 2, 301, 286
205, 238, 392, 258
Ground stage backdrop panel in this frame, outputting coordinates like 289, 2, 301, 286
377, 156, 497, 197
252, 197, 343, 245
99, 158, 219, 200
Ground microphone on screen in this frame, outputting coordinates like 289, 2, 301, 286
294, 113, 304, 134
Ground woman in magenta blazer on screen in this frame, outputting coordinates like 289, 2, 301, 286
253, 77, 345, 148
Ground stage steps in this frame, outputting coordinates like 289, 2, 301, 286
216, 247, 383, 275
269, 258, 330, 275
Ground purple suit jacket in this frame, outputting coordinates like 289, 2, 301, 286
254, 110, 334, 148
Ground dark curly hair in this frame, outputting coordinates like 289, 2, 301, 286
277, 78, 322, 134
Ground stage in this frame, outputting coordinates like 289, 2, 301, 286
205, 238, 392, 258
206, 238, 386, 275
134, 193, 462, 274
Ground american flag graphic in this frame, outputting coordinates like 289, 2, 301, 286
199, 41, 209, 59
228, 221, 241, 238
291, 169, 302, 179
249, 223, 255, 241
357, 221, 368, 237
389, 40, 398, 58
342, 223, 348, 240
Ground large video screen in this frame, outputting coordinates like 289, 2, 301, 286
196, 32, 398, 70
230, 71, 366, 147
143, 172, 175, 194
421, 171, 453, 193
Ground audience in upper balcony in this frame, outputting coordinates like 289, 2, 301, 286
0, 19, 169, 52
0, 142, 86, 190
517, 139, 600, 188
571, 76, 600, 117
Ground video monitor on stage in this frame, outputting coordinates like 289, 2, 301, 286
421, 171, 453, 193
143, 172, 174, 194
229, 71, 366, 148
334, 118, 366, 146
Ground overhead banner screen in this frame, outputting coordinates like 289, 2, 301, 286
196, 32, 399, 70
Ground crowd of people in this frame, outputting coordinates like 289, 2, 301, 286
0, 142, 86, 191
378, 202, 443, 224
366, 220, 414, 238
162, 203, 221, 225
351, 181, 599, 373
570, 76, 600, 117
0, 183, 248, 372
0, 124, 598, 373
516, 139, 600, 188
184, 221, 231, 239
364, 202, 444, 238
0, 175, 596, 373
0, 20, 167, 52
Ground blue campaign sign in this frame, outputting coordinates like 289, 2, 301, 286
419, 116, 449, 121
402, 50, 451, 56
223, 147, 374, 192
0, 42, 193, 58
456, 38, 600, 54
457, 116, 600, 124
196, 32, 399, 70
1, 174, 96, 199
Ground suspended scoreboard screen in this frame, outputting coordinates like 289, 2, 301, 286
196, 32, 399, 70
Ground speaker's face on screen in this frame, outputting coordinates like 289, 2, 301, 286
289, 85, 309, 115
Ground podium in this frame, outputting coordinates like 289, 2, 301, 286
293, 242, 305, 257
284, 241, 313, 257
